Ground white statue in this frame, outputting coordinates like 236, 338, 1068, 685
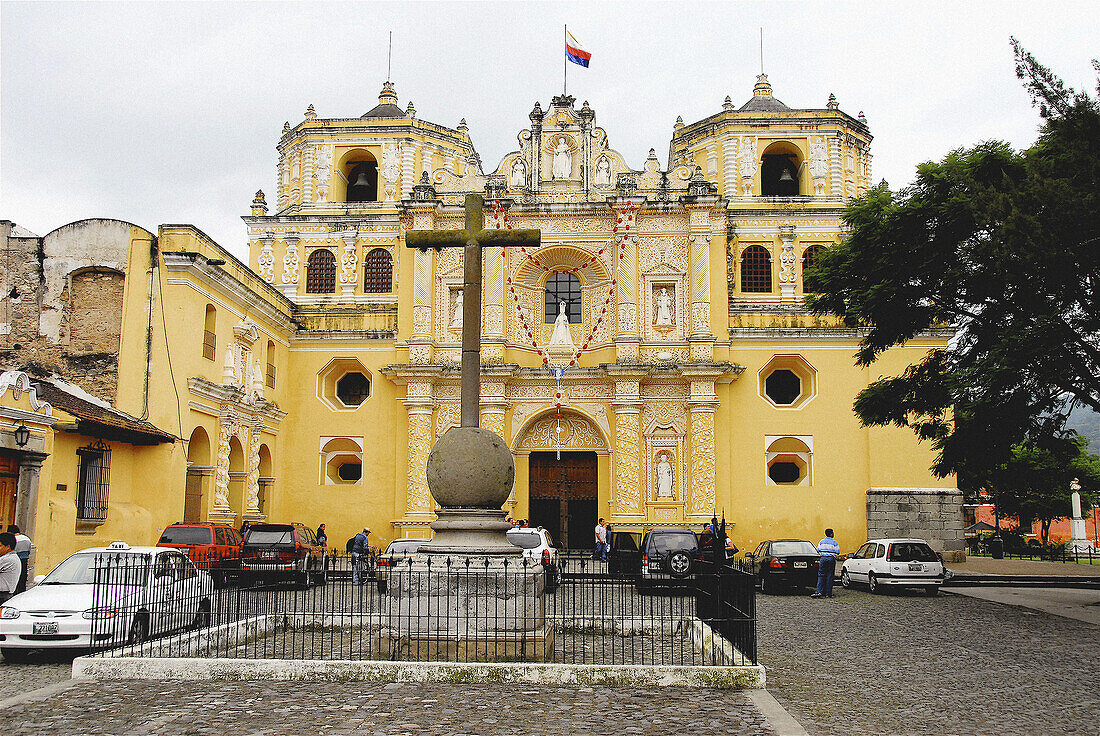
450, 291, 463, 330
553, 137, 572, 179
656, 453, 675, 498
809, 137, 829, 180
510, 158, 526, 187
1071, 478, 1083, 518
738, 136, 757, 182
594, 157, 612, 186
548, 300, 575, 347
654, 287, 674, 326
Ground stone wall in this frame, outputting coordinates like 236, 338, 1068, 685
0, 219, 135, 402
866, 488, 967, 562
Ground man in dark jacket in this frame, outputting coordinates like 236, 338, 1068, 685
351, 528, 370, 584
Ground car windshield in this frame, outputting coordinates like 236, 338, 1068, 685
41, 552, 150, 586
506, 530, 542, 549
385, 540, 423, 555
650, 533, 698, 554
773, 541, 819, 556
888, 543, 939, 562
158, 527, 212, 545
245, 529, 293, 545
612, 533, 638, 550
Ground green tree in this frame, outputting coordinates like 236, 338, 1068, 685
987, 437, 1100, 543
805, 41, 1100, 480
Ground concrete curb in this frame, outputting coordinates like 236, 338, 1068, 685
746, 689, 812, 736
0, 677, 88, 712
72, 656, 766, 689
946, 575, 1100, 588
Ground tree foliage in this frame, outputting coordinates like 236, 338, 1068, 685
806, 42, 1100, 481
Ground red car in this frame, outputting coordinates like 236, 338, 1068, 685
240, 522, 327, 587
157, 523, 242, 585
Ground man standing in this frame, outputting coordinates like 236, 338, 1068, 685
351, 528, 370, 585
594, 518, 607, 562
812, 528, 840, 598
0, 532, 20, 605
7, 525, 31, 593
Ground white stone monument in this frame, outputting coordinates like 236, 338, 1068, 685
1067, 478, 1095, 553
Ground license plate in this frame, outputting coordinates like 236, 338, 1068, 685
32, 621, 59, 635
793, 561, 807, 568
261, 551, 275, 558
908, 563, 923, 571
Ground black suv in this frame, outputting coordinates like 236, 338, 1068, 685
638, 529, 703, 592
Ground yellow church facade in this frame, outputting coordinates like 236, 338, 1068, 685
0, 76, 963, 576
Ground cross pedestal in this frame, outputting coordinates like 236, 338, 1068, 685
382, 194, 552, 661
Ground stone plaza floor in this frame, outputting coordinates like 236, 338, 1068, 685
2, 582, 1098, 735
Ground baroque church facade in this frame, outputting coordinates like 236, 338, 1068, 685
0, 76, 965, 574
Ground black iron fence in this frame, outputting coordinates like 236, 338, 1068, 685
966, 546, 1100, 564
87, 550, 756, 667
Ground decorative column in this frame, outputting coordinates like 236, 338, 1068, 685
482, 203, 508, 364
244, 424, 263, 520
685, 198, 717, 361
829, 133, 843, 200
778, 224, 797, 302
14, 453, 45, 581
479, 379, 508, 438
278, 232, 300, 299
339, 229, 358, 298
722, 140, 738, 199
688, 379, 718, 518
257, 231, 275, 283
611, 379, 644, 518
403, 382, 435, 519
614, 199, 639, 361
404, 197, 442, 364
400, 143, 417, 200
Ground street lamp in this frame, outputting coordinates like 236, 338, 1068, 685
14, 424, 30, 448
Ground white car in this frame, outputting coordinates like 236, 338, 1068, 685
506, 527, 561, 592
0, 542, 214, 662
840, 538, 945, 595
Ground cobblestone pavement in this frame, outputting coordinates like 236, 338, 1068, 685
0, 649, 73, 701
0, 680, 777, 736
757, 586, 1100, 736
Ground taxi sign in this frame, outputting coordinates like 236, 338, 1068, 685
107, 541, 131, 550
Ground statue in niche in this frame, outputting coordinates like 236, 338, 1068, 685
449, 290, 463, 330
594, 157, 612, 186
553, 137, 572, 179
656, 453, 675, 499
654, 287, 674, 326
548, 300, 575, 347
510, 158, 526, 187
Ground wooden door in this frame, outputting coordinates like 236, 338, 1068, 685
528, 451, 598, 551
0, 452, 19, 528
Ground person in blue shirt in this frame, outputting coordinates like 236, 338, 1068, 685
812, 528, 841, 598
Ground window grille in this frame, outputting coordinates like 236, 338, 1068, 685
266, 362, 276, 389
76, 441, 111, 522
801, 245, 825, 292
202, 330, 216, 361
363, 248, 393, 293
545, 272, 582, 323
305, 249, 337, 293
740, 245, 772, 293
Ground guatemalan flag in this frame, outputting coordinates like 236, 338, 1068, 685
566, 31, 591, 68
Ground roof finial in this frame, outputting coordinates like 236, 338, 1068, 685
827, 93, 839, 110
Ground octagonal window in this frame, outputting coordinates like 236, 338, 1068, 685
765, 436, 812, 486
337, 462, 362, 482
765, 370, 801, 405
758, 355, 817, 409
335, 372, 370, 407
317, 358, 372, 411
768, 461, 802, 484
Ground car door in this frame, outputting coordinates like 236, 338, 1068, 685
847, 543, 871, 581
751, 542, 768, 577
870, 543, 887, 579
150, 553, 178, 634
171, 552, 202, 629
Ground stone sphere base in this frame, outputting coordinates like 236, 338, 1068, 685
427, 426, 515, 508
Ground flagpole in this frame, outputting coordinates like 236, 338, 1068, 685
563, 24, 567, 95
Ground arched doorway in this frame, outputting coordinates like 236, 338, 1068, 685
184, 427, 211, 523
514, 410, 608, 551
227, 436, 245, 521
257, 443, 273, 516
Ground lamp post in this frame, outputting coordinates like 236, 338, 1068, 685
14, 424, 30, 448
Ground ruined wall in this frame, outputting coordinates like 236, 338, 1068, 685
0, 219, 144, 403
866, 488, 967, 562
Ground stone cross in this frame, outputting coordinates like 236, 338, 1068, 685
406, 193, 540, 428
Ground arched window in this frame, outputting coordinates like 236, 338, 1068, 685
801, 245, 826, 292
203, 305, 216, 360
760, 142, 803, 196
545, 272, 582, 323
363, 248, 393, 293
740, 245, 772, 293
305, 249, 336, 293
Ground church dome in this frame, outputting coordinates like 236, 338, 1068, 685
737, 74, 790, 112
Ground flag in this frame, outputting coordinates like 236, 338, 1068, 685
566, 31, 590, 68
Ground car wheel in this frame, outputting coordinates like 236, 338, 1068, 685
1, 647, 31, 664
841, 569, 852, 589
545, 565, 560, 593
667, 551, 693, 578
192, 600, 212, 630
925, 585, 939, 596
760, 573, 771, 595
868, 572, 880, 594
129, 614, 150, 644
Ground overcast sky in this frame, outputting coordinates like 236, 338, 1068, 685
2, 1, 1096, 260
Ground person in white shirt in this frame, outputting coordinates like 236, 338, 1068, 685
593, 519, 608, 562
7, 524, 31, 593
0, 532, 21, 604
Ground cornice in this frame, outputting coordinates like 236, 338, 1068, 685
162, 252, 298, 333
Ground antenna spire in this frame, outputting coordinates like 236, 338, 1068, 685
387, 31, 392, 82
759, 27, 764, 74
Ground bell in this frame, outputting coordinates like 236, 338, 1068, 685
351, 171, 372, 189
778, 167, 795, 183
